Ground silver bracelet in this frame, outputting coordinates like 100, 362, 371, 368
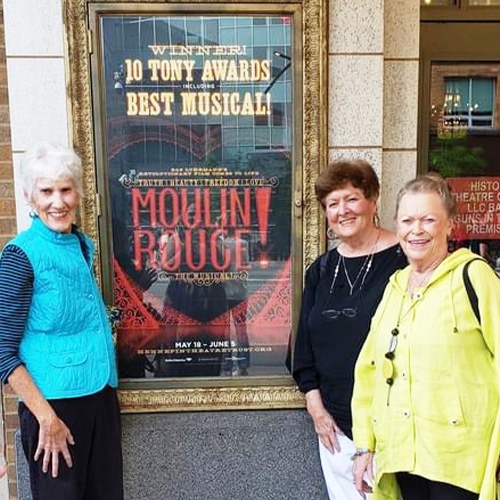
351, 448, 373, 460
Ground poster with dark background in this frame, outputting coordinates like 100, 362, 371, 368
100, 14, 294, 379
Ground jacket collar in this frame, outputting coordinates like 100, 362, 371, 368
30, 215, 80, 244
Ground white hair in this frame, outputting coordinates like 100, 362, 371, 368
20, 142, 83, 204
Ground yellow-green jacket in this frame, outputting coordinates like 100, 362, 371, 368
352, 248, 500, 500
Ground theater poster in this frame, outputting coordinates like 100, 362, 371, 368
92, 10, 298, 382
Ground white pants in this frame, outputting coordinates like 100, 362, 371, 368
318, 434, 370, 500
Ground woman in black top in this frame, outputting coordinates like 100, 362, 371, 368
293, 159, 406, 499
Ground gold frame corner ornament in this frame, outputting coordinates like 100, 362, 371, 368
64, 0, 327, 412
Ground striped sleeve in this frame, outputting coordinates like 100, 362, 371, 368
0, 245, 34, 383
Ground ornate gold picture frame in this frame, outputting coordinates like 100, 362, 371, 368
64, 0, 327, 412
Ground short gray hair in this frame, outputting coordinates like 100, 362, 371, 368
395, 173, 456, 218
21, 143, 83, 204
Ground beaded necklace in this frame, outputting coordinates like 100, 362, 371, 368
330, 230, 380, 295
341, 253, 374, 296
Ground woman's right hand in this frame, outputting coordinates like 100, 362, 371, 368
353, 452, 374, 499
35, 412, 75, 478
305, 389, 343, 453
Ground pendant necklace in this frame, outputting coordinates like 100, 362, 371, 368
340, 254, 371, 295
407, 252, 449, 298
408, 270, 434, 298
341, 231, 380, 296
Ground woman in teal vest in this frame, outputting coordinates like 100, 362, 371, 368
0, 143, 122, 499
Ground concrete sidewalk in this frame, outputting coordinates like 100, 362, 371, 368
0, 474, 8, 500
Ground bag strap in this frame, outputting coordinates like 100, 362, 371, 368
463, 258, 483, 325
319, 250, 332, 279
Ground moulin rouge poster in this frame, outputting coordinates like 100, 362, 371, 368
101, 14, 294, 379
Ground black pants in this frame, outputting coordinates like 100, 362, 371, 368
397, 472, 479, 500
19, 386, 123, 500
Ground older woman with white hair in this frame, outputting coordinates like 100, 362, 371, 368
0, 143, 123, 499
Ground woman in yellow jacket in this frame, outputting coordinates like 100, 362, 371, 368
352, 174, 500, 500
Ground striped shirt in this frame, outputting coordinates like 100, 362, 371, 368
0, 245, 34, 383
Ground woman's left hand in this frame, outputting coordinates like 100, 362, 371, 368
353, 452, 374, 499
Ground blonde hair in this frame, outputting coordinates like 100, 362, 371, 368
395, 173, 456, 218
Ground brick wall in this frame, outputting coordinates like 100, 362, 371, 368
0, 2, 19, 498
0, 2, 15, 242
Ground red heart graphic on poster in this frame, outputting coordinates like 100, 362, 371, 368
108, 137, 292, 376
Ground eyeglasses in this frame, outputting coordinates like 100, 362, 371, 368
383, 328, 399, 386
321, 308, 358, 320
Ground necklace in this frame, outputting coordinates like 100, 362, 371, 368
341, 253, 374, 296
408, 269, 434, 297
340, 230, 380, 295
407, 252, 450, 297
329, 255, 341, 294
